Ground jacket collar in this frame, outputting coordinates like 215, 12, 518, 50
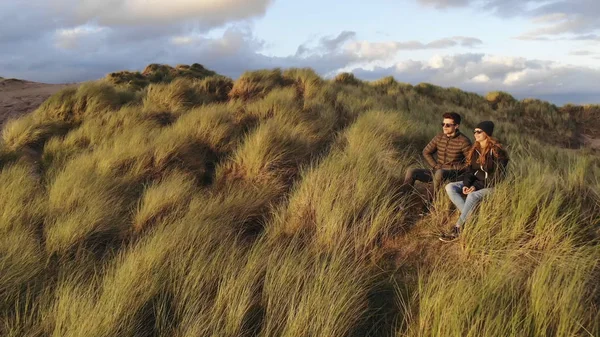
443, 130, 463, 139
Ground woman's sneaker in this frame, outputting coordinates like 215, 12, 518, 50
439, 226, 461, 242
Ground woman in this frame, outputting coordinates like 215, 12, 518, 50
439, 121, 509, 242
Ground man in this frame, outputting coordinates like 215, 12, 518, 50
402, 112, 472, 192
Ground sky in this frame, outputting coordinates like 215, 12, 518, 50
1, 0, 600, 105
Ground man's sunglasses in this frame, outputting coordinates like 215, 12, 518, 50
441, 123, 456, 127
473, 130, 484, 134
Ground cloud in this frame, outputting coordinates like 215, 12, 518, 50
51, 0, 274, 27
417, 0, 540, 16
320, 31, 357, 52
0, 0, 596, 106
283, 32, 484, 70
0, 0, 278, 82
294, 33, 481, 61
4, 19, 596, 105
572, 34, 600, 41
416, 0, 600, 39
417, 0, 471, 9
0, 0, 274, 46
54, 26, 108, 50
569, 50, 596, 56
350, 53, 600, 104
471, 74, 491, 83
338, 36, 482, 62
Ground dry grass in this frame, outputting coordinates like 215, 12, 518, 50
0, 63, 598, 337
106, 63, 217, 90
229, 69, 290, 101
333, 72, 360, 85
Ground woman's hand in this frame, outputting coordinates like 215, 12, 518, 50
462, 186, 476, 194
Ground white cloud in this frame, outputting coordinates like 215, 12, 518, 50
171, 36, 195, 46
343, 41, 400, 62
427, 55, 445, 69
416, 0, 600, 40
532, 13, 568, 24
51, 0, 274, 27
569, 50, 595, 56
0, 0, 597, 107
0, 0, 274, 48
350, 53, 600, 104
339, 36, 483, 63
471, 74, 490, 82
54, 26, 107, 50
417, 0, 471, 9
503, 70, 527, 85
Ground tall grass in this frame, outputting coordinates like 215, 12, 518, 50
0, 163, 46, 314
395, 129, 600, 337
0, 63, 598, 337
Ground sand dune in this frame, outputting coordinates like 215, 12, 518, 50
0, 76, 598, 150
0, 78, 76, 129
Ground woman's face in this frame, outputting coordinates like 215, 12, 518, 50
474, 128, 487, 143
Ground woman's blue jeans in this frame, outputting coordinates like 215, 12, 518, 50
445, 181, 493, 227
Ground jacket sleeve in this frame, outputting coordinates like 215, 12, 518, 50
463, 171, 476, 188
422, 135, 438, 168
451, 139, 472, 171
461, 139, 472, 164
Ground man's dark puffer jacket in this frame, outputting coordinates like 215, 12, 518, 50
422, 131, 472, 170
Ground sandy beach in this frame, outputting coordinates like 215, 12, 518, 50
0, 78, 76, 129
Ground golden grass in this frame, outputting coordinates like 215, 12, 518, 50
0, 64, 598, 337
229, 69, 289, 101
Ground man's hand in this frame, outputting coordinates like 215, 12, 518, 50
462, 186, 476, 194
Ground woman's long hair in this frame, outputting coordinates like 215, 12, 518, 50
466, 134, 504, 166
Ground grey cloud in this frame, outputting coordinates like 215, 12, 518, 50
0, 14, 594, 106
425, 36, 483, 48
353, 36, 482, 54
0, 0, 277, 82
420, 39, 456, 48
351, 53, 600, 105
0, 2, 64, 43
371, 37, 481, 51
457, 37, 484, 47
320, 31, 357, 51
514, 36, 551, 41
417, 0, 540, 15
292, 34, 481, 69
294, 31, 356, 57
572, 34, 600, 41
0, 23, 480, 84
417, 0, 471, 9
530, 0, 600, 18
50, 0, 274, 28
569, 50, 595, 56
294, 45, 309, 57
417, 0, 600, 38
516, 33, 600, 41
0, 0, 274, 46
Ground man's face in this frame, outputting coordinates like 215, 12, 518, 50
442, 118, 458, 135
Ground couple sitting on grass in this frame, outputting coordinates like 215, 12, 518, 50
401, 112, 509, 242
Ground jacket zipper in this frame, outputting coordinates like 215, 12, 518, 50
475, 149, 489, 180
443, 136, 450, 165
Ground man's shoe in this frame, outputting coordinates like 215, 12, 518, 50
439, 226, 461, 242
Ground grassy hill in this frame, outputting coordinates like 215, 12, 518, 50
0, 64, 598, 337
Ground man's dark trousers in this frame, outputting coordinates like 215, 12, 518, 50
403, 168, 462, 192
